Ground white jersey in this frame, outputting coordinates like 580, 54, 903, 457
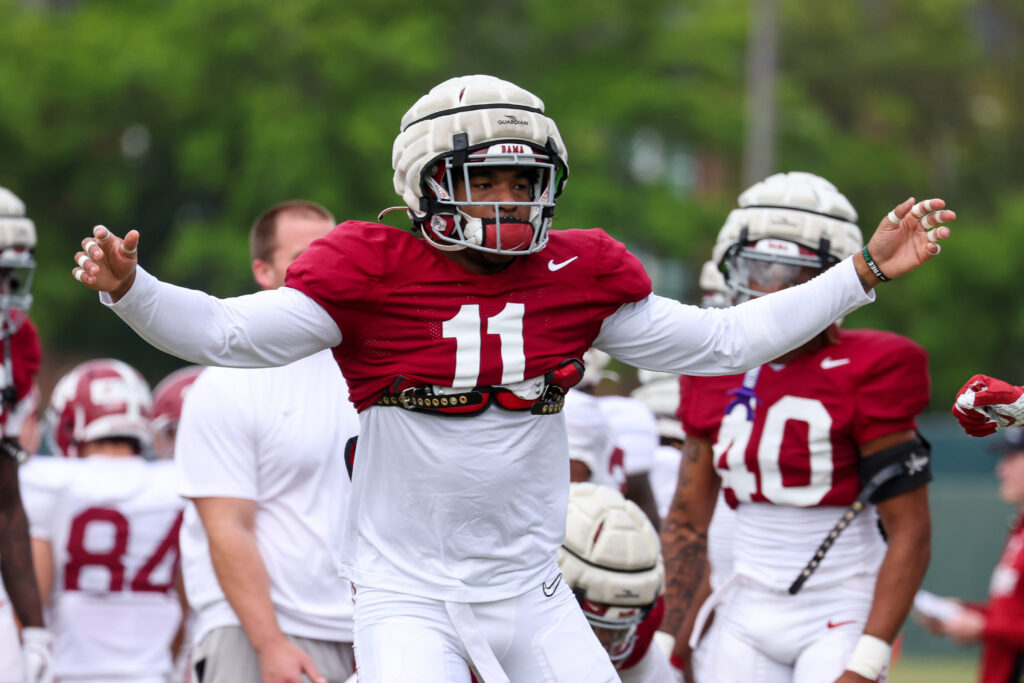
648, 444, 682, 520
20, 456, 184, 681
597, 395, 658, 476
103, 258, 872, 602
176, 350, 358, 644
731, 503, 885, 591
564, 389, 625, 491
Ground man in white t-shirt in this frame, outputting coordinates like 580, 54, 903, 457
69, 75, 954, 683
175, 200, 359, 683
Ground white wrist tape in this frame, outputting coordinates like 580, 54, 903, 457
845, 634, 890, 680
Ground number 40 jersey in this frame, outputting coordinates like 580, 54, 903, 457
679, 328, 930, 589
20, 456, 185, 681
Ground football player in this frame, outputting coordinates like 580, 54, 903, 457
559, 483, 673, 682
0, 185, 51, 683
150, 365, 203, 460
21, 359, 185, 683
70, 75, 954, 682
917, 426, 1024, 682
661, 172, 934, 683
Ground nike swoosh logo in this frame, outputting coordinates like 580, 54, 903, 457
542, 573, 562, 597
547, 256, 578, 272
827, 619, 857, 629
820, 357, 851, 370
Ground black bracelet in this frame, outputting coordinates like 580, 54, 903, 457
861, 246, 891, 282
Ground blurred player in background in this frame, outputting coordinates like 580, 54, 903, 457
566, 350, 626, 493
662, 172, 934, 683
70, 73, 954, 682
151, 365, 203, 460
630, 369, 684, 522
558, 482, 673, 682
22, 358, 185, 683
175, 200, 358, 683
930, 419, 1024, 682
0, 185, 51, 683
579, 349, 662, 529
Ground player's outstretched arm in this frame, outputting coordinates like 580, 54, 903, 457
853, 198, 955, 290
69, 225, 341, 368
72, 225, 139, 302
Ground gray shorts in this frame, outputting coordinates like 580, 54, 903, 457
192, 626, 354, 683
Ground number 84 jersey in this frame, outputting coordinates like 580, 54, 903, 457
19, 456, 185, 680
679, 329, 930, 588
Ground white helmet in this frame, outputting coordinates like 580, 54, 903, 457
711, 172, 862, 302
0, 187, 36, 337
698, 260, 730, 309
579, 348, 618, 389
631, 371, 684, 443
558, 483, 664, 663
392, 75, 569, 255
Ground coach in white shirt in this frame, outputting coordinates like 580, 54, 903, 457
176, 201, 359, 683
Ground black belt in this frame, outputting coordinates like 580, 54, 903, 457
373, 359, 584, 417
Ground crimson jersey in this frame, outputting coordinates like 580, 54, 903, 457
286, 222, 651, 410
976, 514, 1024, 683
678, 329, 929, 509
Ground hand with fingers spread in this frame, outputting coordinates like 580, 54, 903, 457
855, 198, 956, 288
953, 374, 1024, 436
72, 226, 140, 301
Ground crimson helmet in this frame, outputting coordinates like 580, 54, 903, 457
152, 366, 203, 437
392, 75, 569, 255
44, 359, 153, 457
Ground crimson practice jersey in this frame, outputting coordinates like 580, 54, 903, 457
975, 514, 1024, 682
680, 329, 929, 509
287, 222, 652, 410
678, 329, 929, 590
20, 456, 185, 680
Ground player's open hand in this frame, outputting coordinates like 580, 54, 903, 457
860, 198, 955, 284
72, 225, 139, 301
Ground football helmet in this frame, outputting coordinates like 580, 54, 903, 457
392, 75, 569, 255
632, 370, 684, 444
558, 482, 664, 663
698, 260, 730, 309
711, 172, 862, 302
0, 186, 37, 338
44, 359, 153, 458
151, 365, 203, 458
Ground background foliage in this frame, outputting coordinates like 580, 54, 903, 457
1, 0, 1022, 400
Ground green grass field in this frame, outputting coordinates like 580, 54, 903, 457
888, 654, 977, 683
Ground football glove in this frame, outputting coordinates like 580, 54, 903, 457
953, 374, 1024, 436
21, 627, 54, 683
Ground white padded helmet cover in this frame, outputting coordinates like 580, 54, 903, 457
392, 75, 568, 218
558, 483, 664, 607
711, 172, 862, 269
0, 186, 37, 251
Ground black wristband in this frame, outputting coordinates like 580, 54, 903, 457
861, 246, 891, 282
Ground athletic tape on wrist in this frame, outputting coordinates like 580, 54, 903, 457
845, 634, 890, 680
861, 246, 891, 282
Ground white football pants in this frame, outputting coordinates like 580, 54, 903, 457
692, 573, 887, 683
352, 567, 620, 683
